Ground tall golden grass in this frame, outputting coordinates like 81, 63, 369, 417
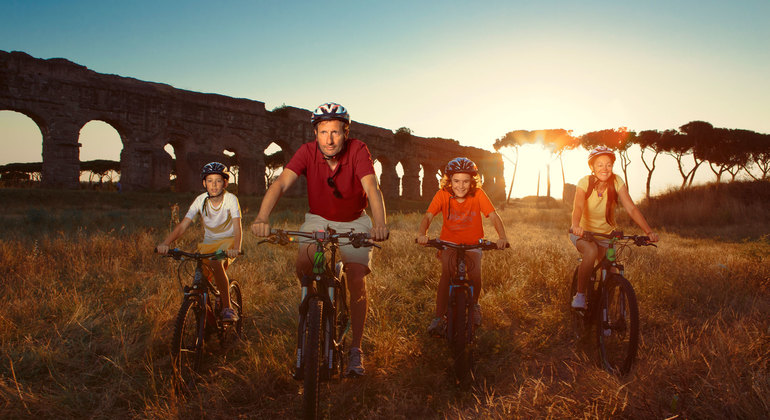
1, 182, 768, 418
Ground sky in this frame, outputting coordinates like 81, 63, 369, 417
1, 0, 769, 199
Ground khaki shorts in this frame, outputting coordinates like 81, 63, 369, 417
569, 233, 610, 249
197, 237, 236, 267
299, 212, 373, 271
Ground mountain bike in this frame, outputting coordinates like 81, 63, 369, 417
568, 230, 656, 375
159, 248, 243, 390
259, 228, 378, 420
420, 238, 508, 386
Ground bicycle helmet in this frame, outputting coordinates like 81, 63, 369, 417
587, 146, 616, 167
200, 162, 230, 181
311, 102, 350, 126
445, 157, 478, 176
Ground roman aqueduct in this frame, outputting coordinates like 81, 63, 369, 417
1, 50, 505, 199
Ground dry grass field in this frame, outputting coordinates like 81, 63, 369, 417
1, 182, 768, 419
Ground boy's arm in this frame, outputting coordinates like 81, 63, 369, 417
416, 212, 434, 244
361, 174, 389, 241
157, 217, 193, 254
251, 169, 299, 236
489, 211, 509, 249
228, 217, 242, 258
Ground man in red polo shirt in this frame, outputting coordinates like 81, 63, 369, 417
251, 102, 389, 377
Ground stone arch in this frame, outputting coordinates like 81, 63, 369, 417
400, 160, 421, 199
163, 143, 177, 189
375, 155, 399, 198
78, 120, 123, 187
372, 159, 382, 184
420, 162, 442, 197
395, 161, 404, 197
0, 110, 45, 183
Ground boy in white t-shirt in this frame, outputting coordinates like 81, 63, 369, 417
156, 162, 243, 322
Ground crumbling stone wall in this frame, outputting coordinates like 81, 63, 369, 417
0, 50, 505, 199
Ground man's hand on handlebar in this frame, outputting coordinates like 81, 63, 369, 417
370, 224, 389, 242
251, 219, 271, 237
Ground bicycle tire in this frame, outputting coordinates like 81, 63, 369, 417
450, 288, 473, 385
302, 298, 322, 420
229, 280, 243, 338
334, 266, 349, 378
171, 295, 206, 390
597, 274, 639, 375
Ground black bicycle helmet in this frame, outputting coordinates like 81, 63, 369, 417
200, 162, 230, 180
445, 157, 478, 176
311, 102, 350, 126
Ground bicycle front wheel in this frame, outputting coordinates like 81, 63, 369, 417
229, 280, 243, 338
450, 288, 473, 386
302, 298, 322, 420
171, 295, 206, 390
597, 274, 639, 375
333, 268, 349, 378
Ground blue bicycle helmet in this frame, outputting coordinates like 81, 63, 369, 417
444, 157, 478, 176
200, 162, 230, 180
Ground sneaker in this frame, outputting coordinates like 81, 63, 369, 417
427, 317, 447, 337
221, 307, 239, 322
571, 293, 587, 310
472, 303, 482, 326
345, 347, 365, 377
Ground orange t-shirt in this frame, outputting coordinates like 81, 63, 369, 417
427, 188, 496, 245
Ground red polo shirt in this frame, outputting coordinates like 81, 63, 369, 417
285, 138, 375, 222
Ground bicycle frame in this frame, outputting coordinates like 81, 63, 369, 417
295, 230, 347, 378
570, 230, 654, 375
421, 238, 505, 385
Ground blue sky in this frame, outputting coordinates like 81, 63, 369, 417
1, 0, 769, 197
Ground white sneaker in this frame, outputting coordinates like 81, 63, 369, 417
344, 347, 365, 377
571, 293, 587, 309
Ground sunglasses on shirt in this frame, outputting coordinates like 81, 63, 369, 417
327, 177, 343, 199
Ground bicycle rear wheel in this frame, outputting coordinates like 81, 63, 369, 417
171, 295, 206, 390
597, 274, 639, 375
450, 288, 473, 386
302, 298, 322, 420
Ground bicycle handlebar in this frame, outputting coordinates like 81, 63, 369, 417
259, 228, 381, 249
568, 229, 657, 247
154, 248, 242, 260
417, 238, 510, 251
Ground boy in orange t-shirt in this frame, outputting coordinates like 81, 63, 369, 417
417, 157, 509, 336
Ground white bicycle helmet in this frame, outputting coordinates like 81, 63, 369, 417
311, 102, 350, 126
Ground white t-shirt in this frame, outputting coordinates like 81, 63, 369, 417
184, 191, 242, 243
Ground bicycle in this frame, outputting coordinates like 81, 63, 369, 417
420, 238, 508, 386
568, 230, 656, 375
259, 227, 378, 420
159, 248, 243, 390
